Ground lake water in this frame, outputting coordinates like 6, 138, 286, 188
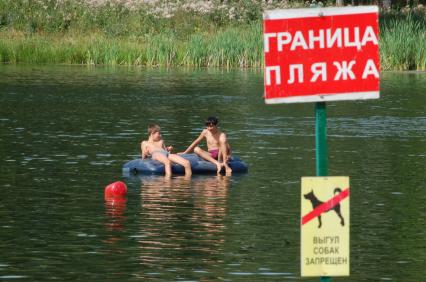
0, 65, 425, 281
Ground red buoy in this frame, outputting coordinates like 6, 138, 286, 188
104, 181, 127, 198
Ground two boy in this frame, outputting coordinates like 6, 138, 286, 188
141, 117, 232, 177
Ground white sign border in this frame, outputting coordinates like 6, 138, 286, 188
263, 6, 380, 104
264, 6, 378, 20
265, 91, 379, 104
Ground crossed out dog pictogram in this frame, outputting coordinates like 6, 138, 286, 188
302, 187, 349, 228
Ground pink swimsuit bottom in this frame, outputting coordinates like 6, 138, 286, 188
209, 149, 219, 160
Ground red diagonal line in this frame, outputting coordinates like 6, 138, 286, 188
302, 188, 350, 226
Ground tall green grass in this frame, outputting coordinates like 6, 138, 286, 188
0, 1, 425, 69
380, 12, 426, 71
0, 25, 262, 67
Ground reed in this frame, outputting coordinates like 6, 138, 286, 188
182, 24, 262, 67
0, 1, 425, 69
380, 12, 426, 71
0, 25, 263, 67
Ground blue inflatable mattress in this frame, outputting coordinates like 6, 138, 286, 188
122, 153, 248, 175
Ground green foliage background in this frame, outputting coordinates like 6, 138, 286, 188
0, 0, 425, 70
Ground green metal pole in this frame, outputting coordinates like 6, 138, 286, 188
313, 5, 330, 281
315, 102, 328, 177
316, 102, 330, 282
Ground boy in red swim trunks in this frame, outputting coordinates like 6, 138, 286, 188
180, 117, 232, 174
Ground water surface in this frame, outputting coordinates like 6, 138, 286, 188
0, 65, 425, 281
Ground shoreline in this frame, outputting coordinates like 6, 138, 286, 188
1, 28, 424, 71
0, 3, 425, 70
2, 62, 425, 74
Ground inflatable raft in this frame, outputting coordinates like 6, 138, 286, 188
122, 153, 248, 175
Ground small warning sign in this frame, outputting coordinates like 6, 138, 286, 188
301, 176, 350, 277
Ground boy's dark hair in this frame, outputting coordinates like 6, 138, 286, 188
148, 123, 161, 135
205, 116, 218, 126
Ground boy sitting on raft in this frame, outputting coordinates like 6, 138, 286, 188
141, 123, 192, 177
180, 116, 232, 174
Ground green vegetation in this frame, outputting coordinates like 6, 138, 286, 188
0, 26, 262, 67
380, 11, 426, 71
0, 1, 425, 70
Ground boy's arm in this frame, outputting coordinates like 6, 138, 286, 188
181, 131, 205, 154
161, 140, 173, 152
141, 141, 148, 159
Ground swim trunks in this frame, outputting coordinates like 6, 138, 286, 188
209, 149, 219, 160
151, 149, 169, 158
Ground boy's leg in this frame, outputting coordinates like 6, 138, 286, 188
152, 154, 172, 177
168, 154, 192, 177
219, 141, 232, 174
194, 147, 223, 173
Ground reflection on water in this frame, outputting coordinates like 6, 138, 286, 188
0, 66, 425, 281
105, 197, 127, 232
191, 175, 229, 235
135, 176, 230, 278
104, 196, 127, 253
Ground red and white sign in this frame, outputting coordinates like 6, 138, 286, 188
263, 6, 380, 104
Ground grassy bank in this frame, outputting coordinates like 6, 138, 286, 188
0, 25, 262, 67
380, 12, 426, 71
0, 1, 425, 70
